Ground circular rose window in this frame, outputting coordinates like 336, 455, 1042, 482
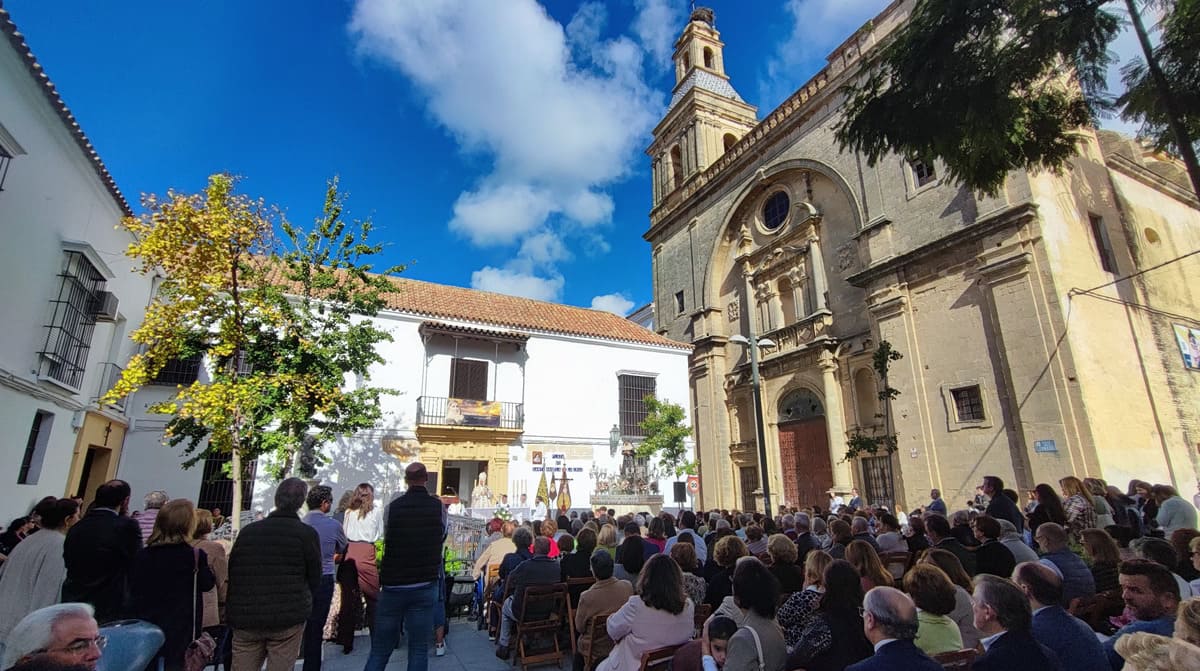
762, 191, 790, 231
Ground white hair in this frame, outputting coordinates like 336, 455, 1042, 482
2, 603, 95, 668
144, 490, 168, 509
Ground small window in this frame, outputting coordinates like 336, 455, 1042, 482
670, 145, 684, 190
762, 191, 790, 231
674, 291, 685, 314
911, 158, 936, 187
151, 354, 203, 386
450, 358, 488, 401
618, 374, 657, 438
950, 385, 985, 422
1089, 214, 1117, 273
39, 251, 106, 389
703, 47, 714, 69
683, 52, 691, 71
18, 411, 53, 485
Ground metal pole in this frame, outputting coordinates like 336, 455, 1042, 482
748, 333, 772, 516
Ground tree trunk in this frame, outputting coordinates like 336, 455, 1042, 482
231, 447, 243, 534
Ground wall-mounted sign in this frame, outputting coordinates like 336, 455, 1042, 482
447, 398, 501, 427
1034, 440, 1057, 453
1173, 324, 1200, 370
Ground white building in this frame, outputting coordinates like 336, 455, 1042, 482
0, 9, 156, 525
120, 277, 695, 516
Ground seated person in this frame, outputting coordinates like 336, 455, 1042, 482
671, 616, 737, 671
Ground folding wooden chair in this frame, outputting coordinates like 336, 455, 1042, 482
638, 643, 683, 671
488, 578, 515, 641
582, 613, 614, 671
881, 551, 911, 581
565, 577, 596, 655
932, 648, 978, 670
514, 583, 569, 671
692, 603, 713, 637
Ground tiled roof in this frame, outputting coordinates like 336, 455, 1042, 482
667, 69, 746, 113
0, 2, 131, 215
383, 276, 690, 350
418, 321, 530, 343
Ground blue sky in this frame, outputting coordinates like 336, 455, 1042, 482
6, 0, 1140, 316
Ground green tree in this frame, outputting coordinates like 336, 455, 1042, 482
1120, 0, 1200, 162
844, 341, 903, 462
636, 397, 693, 478
835, 0, 1199, 198
105, 174, 400, 529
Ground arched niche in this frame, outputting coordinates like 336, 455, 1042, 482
778, 387, 825, 422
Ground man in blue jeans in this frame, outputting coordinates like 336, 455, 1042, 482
365, 463, 447, 671
302, 485, 348, 671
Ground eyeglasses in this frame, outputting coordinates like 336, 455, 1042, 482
44, 636, 107, 655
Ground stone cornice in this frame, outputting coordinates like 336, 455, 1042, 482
1106, 154, 1200, 209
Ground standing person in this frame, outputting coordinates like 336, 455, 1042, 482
0, 499, 79, 647
191, 510, 228, 652
927, 490, 947, 517
331, 491, 353, 525
365, 463, 446, 671
969, 575, 1062, 669
980, 477, 1024, 533
847, 488, 863, 511
137, 491, 168, 544
848, 587, 943, 671
343, 483, 384, 632
130, 499, 216, 671
301, 485, 347, 671
1059, 477, 1097, 542
62, 480, 143, 624
1083, 478, 1116, 528
227, 478, 321, 671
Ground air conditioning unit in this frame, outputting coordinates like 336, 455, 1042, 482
92, 291, 119, 322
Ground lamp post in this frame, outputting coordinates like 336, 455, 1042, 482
609, 424, 621, 456
729, 333, 777, 516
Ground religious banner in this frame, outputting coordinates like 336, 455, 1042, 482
446, 398, 502, 427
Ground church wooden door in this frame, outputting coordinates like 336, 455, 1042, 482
778, 419, 831, 509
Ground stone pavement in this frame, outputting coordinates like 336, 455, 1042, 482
314, 619, 569, 671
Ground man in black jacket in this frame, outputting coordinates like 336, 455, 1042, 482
227, 478, 321, 671
364, 462, 446, 671
925, 514, 977, 576
793, 513, 818, 561
62, 480, 142, 623
982, 475, 1025, 533
496, 536, 560, 659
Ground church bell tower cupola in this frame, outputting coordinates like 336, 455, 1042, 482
648, 7, 758, 208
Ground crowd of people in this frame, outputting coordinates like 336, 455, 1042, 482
2, 472, 1200, 671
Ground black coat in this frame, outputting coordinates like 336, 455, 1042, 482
847, 639, 942, 671
226, 511, 321, 631
973, 630, 1062, 671
62, 508, 144, 623
986, 494, 1026, 533
933, 538, 977, 576
794, 532, 819, 562
975, 539, 1016, 578
131, 544, 215, 671
705, 569, 732, 609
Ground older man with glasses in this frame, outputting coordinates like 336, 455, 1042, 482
1, 603, 104, 670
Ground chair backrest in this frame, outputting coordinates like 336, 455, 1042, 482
638, 643, 683, 671
96, 620, 165, 671
567, 576, 596, 608
693, 603, 713, 632
585, 613, 616, 670
932, 648, 978, 670
881, 551, 910, 580
518, 583, 568, 624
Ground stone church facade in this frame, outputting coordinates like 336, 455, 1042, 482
647, 3, 1200, 513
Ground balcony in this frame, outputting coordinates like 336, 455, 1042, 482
759, 310, 834, 360
416, 396, 524, 443
96, 362, 126, 411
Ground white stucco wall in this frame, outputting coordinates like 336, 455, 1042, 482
0, 37, 154, 524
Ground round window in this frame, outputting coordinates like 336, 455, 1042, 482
762, 191, 790, 231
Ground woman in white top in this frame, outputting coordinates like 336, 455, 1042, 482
344, 483, 384, 629
600, 554, 695, 671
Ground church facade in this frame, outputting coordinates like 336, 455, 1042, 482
647, 3, 1200, 513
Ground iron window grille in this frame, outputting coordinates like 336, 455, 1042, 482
151, 354, 203, 386
861, 455, 894, 509
618, 374, 656, 438
951, 385, 985, 422
39, 251, 105, 389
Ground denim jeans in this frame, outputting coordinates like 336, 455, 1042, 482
364, 582, 437, 671
302, 574, 336, 671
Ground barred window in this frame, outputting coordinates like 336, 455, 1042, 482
39, 251, 105, 389
618, 374, 656, 438
911, 158, 936, 187
151, 354, 203, 386
951, 385, 985, 422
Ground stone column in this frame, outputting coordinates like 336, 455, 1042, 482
766, 286, 785, 332
787, 266, 807, 318
820, 349, 853, 490
809, 236, 829, 312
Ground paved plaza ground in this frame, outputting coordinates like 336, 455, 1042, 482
315, 619, 566, 671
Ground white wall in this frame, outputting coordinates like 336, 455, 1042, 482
0, 37, 154, 524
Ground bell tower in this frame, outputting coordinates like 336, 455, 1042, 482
648, 7, 758, 207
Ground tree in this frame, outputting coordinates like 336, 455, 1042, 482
835, 0, 1199, 198
1120, 0, 1200, 165
106, 174, 400, 530
843, 340, 903, 462
636, 397, 693, 478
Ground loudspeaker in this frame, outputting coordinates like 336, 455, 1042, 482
673, 481, 687, 503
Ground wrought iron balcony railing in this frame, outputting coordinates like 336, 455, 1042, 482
417, 396, 523, 430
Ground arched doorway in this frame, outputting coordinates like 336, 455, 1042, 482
777, 388, 832, 509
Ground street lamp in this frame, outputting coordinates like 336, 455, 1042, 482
609, 424, 621, 457
729, 333, 777, 516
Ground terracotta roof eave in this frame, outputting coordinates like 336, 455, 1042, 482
0, 3, 132, 216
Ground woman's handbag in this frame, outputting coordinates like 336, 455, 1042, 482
184, 547, 217, 671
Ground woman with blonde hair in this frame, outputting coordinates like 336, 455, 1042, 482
598, 523, 618, 558
766, 534, 804, 593
705, 535, 748, 609
131, 499, 216, 670
192, 509, 229, 635
1084, 477, 1116, 528
845, 540, 893, 591
1060, 476, 1097, 541
344, 483, 383, 630
778, 550, 832, 650
1176, 598, 1200, 648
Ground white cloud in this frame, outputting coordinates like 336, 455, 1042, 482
518, 231, 571, 267
632, 0, 685, 68
760, 0, 892, 109
470, 266, 565, 302
349, 0, 668, 296
590, 293, 636, 316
